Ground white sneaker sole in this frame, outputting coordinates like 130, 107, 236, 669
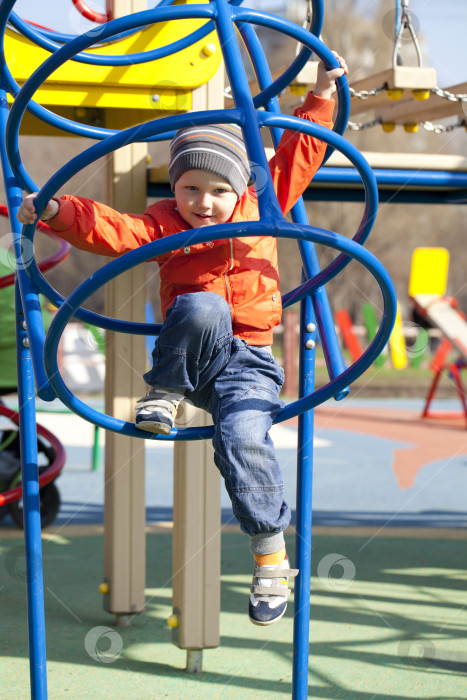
135, 420, 172, 435
248, 606, 287, 626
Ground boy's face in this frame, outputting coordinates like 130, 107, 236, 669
174, 169, 238, 228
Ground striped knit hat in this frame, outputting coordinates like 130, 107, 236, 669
169, 124, 250, 198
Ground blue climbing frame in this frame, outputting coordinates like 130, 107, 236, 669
0, 1, 398, 698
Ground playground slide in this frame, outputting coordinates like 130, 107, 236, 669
411, 294, 467, 360
409, 247, 467, 362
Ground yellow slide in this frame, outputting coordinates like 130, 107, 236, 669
409, 247, 467, 361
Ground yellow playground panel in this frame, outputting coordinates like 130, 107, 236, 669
389, 301, 407, 370
409, 247, 450, 297
5, 0, 221, 133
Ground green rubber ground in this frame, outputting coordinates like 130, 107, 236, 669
1, 529, 466, 699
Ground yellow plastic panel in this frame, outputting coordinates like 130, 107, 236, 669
409, 247, 450, 297
389, 302, 407, 370
15, 84, 191, 112
5, 0, 221, 110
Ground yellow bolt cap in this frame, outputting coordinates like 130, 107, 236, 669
289, 84, 307, 96
167, 614, 179, 628
387, 89, 404, 101
381, 123, 396, 133
99, 582, 109, 594
404, 123, 419, 133
202, 42, 217, 57
412, 89, 430, 101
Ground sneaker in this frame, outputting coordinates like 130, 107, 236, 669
135, 387, 184, 435
249, 557, 298, 626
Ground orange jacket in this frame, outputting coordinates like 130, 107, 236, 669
49, 93, 334, 345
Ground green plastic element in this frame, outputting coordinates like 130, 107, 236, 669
92, 425, 101, 472
362, 303, 385, 368
0, 248, 53, 389
408, 328, 429, 368
82, 322, 106, 355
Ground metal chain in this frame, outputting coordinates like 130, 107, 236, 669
349, 84, 387, 100
349, 84, 467, 104
346, 117, 466, 133
347, 118, 383, 131
431, 86, 467, 103
422, 119, 467, 134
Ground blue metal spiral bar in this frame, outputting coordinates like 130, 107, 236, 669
235, 6, 350, 164
237, 20, 349, 396
17, 111, 377, 346
250, 0, 324, 110
41, 219, 397, 440
7, 8, 144, 48
6, 3, 216, 65
0, 3, 217, 150
3, 2, 341, 192
0, 87, 54, 400
0, 3, 395, 698
0, 84, 50, 697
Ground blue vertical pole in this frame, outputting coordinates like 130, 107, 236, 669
236, 21, 349, 397
0, 88, 48, 700
15, 282, 48, 700
293, 294, 316, 699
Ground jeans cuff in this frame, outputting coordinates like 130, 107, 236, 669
249, 531, 285, 555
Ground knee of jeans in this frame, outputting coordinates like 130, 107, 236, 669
177, 292, 231, 330
220, 418, 271, 454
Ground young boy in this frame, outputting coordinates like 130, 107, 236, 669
18, 53, 347, 625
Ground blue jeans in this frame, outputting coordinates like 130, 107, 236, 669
144, 292, 290, 554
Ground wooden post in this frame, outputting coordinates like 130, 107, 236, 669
172, 405, 220, 653
102, 0, 147, 623
170, 67, 224, 668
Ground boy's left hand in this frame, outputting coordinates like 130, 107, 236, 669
313, 52, 348, 100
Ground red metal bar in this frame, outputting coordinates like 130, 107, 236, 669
71, 0, 111, 24
422, 361, 467, 428
0, 404, 66, 506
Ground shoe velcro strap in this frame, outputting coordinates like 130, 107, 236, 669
251, 585, 292, 596
135, 399, 177, 412
256, 568, 298, 578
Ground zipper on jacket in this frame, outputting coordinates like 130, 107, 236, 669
224, 238, 234, 316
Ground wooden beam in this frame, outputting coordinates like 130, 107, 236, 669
376, 82, 467, 125
349, 66, 437, 116
148, 150, 467, 185
323, 151, 467, 172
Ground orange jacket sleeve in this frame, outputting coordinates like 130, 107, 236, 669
268, 92, 334, 215
47, 195, 159, 257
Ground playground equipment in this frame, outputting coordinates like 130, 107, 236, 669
350, 0, 466, 132
0, 215, 67, 527
409, 247, 467, 425
237, 1, 466, 206
0, 402, 65, 527
0, 1, 397, 698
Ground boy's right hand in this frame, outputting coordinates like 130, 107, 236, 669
17, 193, 59, 225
